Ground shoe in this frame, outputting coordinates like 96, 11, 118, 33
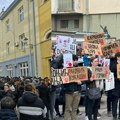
56, 113, 62, 117
107, 111, 112, 117
85, 116, 89, 120
113, 117, 117, 120
97, 116, 101, 119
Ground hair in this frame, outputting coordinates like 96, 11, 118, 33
73, 54, 78, 61
1, 96, 16, 109
89, 56, 98, 66
25, 83, 39, 97
115, 52, 120, 59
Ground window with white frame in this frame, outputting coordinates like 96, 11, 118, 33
6, 65, 13, 77
18, 6, 24, 22
6, 41, 10, 54
19, 34, 28, 49
6, 19, 10, 31
19, 62, 29, 77
0, 66, 2, 76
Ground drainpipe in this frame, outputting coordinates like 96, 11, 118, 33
31, 0, 38, 77
86, 0, 89, 32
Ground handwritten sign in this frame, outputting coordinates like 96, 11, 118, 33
84, 32, 106, 46
63, 54, 73, 68
51, 67, 88, 84
91, 67, 109, 80
105, 72, 115, 91
83, 42, 102, 55
117, 64, 120, 78
102, 42, 120, 57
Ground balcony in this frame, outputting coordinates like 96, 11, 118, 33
52, 0, 83, 14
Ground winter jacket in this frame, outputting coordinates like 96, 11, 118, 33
0, 109, 18, 120
17, 91, 47, 120
110, 60, 120, 97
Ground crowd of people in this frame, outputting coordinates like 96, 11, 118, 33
0, 44, 120, 120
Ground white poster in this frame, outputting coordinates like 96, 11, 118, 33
63, 54, 73, 68
103, 59, 110, 67
105, 72, 115, 91
98, 56, 104, 65
56, 35, 73, 46
55, 44, 76, 56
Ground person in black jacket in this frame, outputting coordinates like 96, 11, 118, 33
0, 96, 18, 120
17, 83, 47, 120
110, 52, 120, 120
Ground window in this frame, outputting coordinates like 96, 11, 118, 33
6, 41, 10, 54
18, 6, 24, 22
6, 19, 10, 31
74, 19, 79, 28
6, 65, 13, 77
19, 34, 28, 49
0, 66, 2, 76
60, 20, 68, 28
19, 62, 29, 77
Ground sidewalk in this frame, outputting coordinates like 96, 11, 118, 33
57, 94, 114, 120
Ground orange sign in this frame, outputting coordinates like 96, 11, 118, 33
102, 42, 120, 57
83, 42, 102, 55
84, 32, 106, 46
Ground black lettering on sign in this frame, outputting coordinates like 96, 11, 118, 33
88, 44, 98, 49
96, 73, 106, 79
70, 44, 75, 50
103, 50, 113, 56
95, 67, 102, 72
88, 49, 95, 54
51, 69, 67, 77
68, 67, 85, 75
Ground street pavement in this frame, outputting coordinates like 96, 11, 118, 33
56, 94, 114, 120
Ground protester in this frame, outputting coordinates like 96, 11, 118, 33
17, 83, 47, 120
0, 96, 18, 120
110, 52, 120, 120
85, 56, 103, 120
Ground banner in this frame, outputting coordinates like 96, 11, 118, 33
105, 72, 115, 91
51, 67, 88, 84
117, 64, 120, 78
83, 42, 102, 55
91, 67, 109, 80
103, 59, 110, 67
84, 32, 106, 46
102, 42, 120, 57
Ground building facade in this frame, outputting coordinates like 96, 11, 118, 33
0, 0, 41, 77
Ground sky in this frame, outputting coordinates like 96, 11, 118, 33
0, 0, 14, 12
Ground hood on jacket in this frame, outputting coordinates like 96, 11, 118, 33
22, 91, 37, 103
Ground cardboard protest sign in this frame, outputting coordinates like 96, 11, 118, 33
84, 32, 106, 46
67, 67, 88, 82
105, 72, 115, 91
117, 64, 120, 78
102, 42, 120, 57
63, 54, 73, 68
51, 67, 88, 84
83, 42, 102, 55
91, 67, 109, 80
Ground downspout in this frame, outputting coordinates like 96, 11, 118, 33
86, 0, 89, 32
27, 0, 33, 77
31, 0, 38, 77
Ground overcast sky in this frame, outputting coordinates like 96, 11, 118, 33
0, 0, 14, 12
